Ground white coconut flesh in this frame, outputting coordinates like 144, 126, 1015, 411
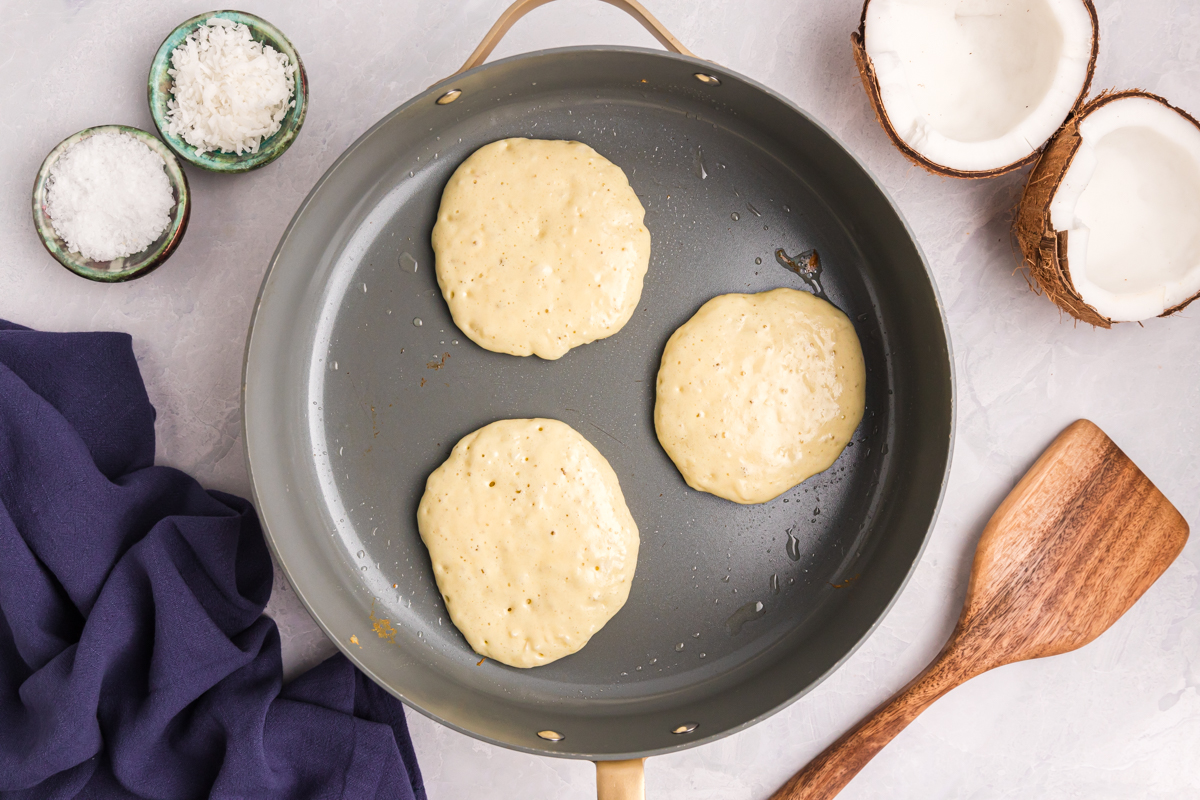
865, 0, 1094, 172
1048, 97, 1200, 321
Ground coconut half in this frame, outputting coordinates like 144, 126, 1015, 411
853, 0, 1098, 177
1015, 91, 1200, 326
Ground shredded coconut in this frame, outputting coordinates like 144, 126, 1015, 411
165, 18, 296, 156
45, 132, 175, 263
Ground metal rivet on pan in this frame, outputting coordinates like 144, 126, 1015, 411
693, 73, 721, 86
671, 722, 699, 734
537, 730, 565, 741
436, 89, 462, 105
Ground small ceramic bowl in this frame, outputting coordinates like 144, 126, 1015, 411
147, 10, 308, 172
32, 125, 191, 283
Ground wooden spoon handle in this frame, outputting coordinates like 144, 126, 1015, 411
770, 647, 972, 800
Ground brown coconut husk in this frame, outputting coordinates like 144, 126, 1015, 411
852, 0, 1099, 179
1014, 89, 1200, 326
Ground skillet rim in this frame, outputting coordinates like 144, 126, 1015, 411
241, 43, 957, 760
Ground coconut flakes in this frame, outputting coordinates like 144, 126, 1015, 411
165, 18, 296, 156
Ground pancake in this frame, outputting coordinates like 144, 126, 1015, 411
654, 288, 866, 505
431, 138, 651, 359
417, 418, 639, 668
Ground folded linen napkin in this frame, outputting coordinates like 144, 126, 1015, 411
0, 320, 424, 800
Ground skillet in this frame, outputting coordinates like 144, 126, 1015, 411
242, 0, 954, 794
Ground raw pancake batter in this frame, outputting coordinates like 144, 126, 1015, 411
654, 288, 866, 505
431, 138, 651, 359
417, 418, 639, 668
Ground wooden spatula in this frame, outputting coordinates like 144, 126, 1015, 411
771, 419, 1189, 800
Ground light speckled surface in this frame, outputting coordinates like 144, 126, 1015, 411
2, 1, 1197, 797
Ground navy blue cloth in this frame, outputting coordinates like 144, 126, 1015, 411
0, 320, 425, 800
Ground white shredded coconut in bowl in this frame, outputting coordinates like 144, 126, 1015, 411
45, 132, 175, 263
165, 18, 296, 156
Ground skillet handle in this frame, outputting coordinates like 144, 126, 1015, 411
453, 0, 694, 76
595, 758, 646, 800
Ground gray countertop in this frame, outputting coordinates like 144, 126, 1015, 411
2, 1, 1198, 797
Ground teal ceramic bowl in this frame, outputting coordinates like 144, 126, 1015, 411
32, 125, 191, 282
147, 10, 308, 172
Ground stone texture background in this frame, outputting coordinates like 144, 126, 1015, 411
1, 1, 1197, 796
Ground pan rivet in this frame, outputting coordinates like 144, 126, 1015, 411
671, 722, 699, 734
437, 89, 462, 105
537, 730, 565, 741
693, 73, 721, 86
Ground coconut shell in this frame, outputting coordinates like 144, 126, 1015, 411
1014, 89, 1200, 326
853, 0, 1099, 179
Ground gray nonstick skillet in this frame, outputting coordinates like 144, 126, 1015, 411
242, 1, 953, 795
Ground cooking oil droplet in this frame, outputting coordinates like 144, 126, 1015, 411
331, 361, 338, 371
700, 653, 707, 659
755, 257, 762, 265
413, 318, 423, 327
452, 340, 459, 345
730, 212, 740, 221
636, 665, 642, 671
650, 658, 657, 664
693, 146, 708, 179
785, 530, 803, 562
882, 443, 890, 455
692, 632, 700, 638
721, 574, 730, 582
725, 600, 766, 636
362, 283, 367, 293
400, 252, 418, 273
776, 248, 827, 300
770, 573, 780, 594
747, 203, 760, 217
675, 642, 685, 652
814, 507, 820, 516
357, 550, 365, 558
360, 565, 367, 571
